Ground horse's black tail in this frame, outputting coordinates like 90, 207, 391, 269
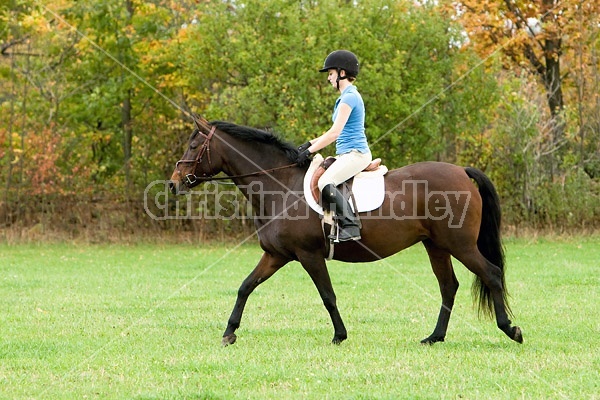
464, 167, 512, 319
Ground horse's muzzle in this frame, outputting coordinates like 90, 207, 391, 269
168, 180, 179, 195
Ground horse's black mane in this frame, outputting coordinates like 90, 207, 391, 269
211, 120, 299, 162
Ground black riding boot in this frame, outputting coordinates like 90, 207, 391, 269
321, 184, 361, 242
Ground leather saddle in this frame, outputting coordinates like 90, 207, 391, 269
310, 157, 382, 204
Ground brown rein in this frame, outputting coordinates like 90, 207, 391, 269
200, 163, 299, 181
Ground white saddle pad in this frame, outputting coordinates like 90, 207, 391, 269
303, 154, 388, 215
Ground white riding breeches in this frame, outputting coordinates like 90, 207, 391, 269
317, 150, 372, 191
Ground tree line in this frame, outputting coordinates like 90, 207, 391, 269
1, 0, 599, 240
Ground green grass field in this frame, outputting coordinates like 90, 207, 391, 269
1, 237, 598, 399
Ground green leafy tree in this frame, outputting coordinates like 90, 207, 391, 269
174, 0, 499, 166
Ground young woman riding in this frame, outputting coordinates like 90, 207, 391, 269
297, 50, 372, 241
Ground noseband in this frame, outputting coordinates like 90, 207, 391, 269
175, 126, 216, 187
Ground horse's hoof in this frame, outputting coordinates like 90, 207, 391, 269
420, 336, 444, 345
331, 335, 347, 345
222, 334, 237, 346
512, 326, 523, 344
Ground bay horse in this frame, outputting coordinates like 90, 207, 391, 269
169, 117, 523, 346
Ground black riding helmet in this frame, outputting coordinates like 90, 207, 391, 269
319, 50, 359, 90
319, 50, 360, 77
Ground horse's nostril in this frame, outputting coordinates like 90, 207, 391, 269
168, 181, 177, 194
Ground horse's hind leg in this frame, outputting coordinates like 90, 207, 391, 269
421, 239, 459, 344
454, 248, 523, 343
222, 252, 289, 346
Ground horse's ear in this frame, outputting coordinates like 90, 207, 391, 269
192, 114, 201, 130
191, 113, 210, 130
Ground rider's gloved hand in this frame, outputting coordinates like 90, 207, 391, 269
296, 149, 313, 165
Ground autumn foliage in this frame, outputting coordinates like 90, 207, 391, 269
1, 0, 598, 240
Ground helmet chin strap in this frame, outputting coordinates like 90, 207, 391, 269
336, 68, 348, 90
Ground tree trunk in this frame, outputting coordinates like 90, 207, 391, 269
122, 0, 134, 194
4, 51, 17, 220
122, 89, 133, 192
544, 37, 565, 130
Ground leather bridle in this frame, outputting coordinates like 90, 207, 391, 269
175, 126, 217, 187
174, 125, 298, 188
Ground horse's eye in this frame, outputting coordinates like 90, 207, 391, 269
188, 129, 201, 149
189, 138, 202, 150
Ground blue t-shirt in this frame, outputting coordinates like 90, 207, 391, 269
332, 85, 369, 154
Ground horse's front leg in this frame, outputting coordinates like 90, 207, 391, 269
222, 252, 288, 346
298, 251, 347, 344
